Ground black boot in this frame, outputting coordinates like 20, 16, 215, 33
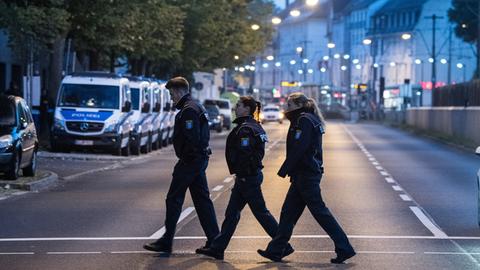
330, 250, 356, 264
143, 239, 172, 254
257, 249, 282, 262
196, 247, 224, 260
283, 244, 295, 258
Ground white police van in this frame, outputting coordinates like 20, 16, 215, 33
128, 78, 153, 155
160, 88, 174, 147
149, 81, 165, 150
51, 72, 133, 156
166, 94, 177, 144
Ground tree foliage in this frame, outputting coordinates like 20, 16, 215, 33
448, 0, 479, 44
0, 0, 274, 78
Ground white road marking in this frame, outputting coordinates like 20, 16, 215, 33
357, 251, 415, 254
368, 158, 376, 161
400, 194, 412, 201
372, 162, 379, 165
212, 185, 224, 192
392, 185, 403, 191
410, 207, 448, 238
47, 251, 102, 255
111, 251, 156, 254
424, 252, 480, 255
64, 163, 122, 180
380, 171, 389, 176
223, 177, 234, 183
375, 166, 384, 170
149, 207, 195, 239
385, 177, 395, 183
5, 234, 480, 242
0, 252, 35, 255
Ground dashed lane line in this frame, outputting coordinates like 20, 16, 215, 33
212, 185, 224, 192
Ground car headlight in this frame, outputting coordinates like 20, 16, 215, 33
54, 117, 65, 131
0, 135, 13, 149
279, 112, 284, 119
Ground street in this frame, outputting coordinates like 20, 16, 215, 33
0, 121, 479, 270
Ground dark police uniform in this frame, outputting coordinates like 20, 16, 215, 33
207, 116, 290, 254
158, 94, 219, 248
262, 108, 354, 260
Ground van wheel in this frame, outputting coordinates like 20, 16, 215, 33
152, 136, 159, 150
131, 136, 141, 155
23, 149, 37, 177
6, 150, 21, 180
121, 141, 130, 156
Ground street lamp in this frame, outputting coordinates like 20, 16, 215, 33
266, 55, 274, 61
234, 55, 239, 60
341, 65, 347, 71
306, 0, 319, 6
428, 58, 434, 63
390, 62, 396, 67
352, 59, 359, 64
296, 47, 303, 53
320, 67, 327, 73
327, 42, 336, 49
290, 9, 301, 17
334, 53, 341, 59
415, 59, 422, 65
363, 38, 372, 45
275, 62, 281, 67
251, 24, 260, 31
308, 69, 314, 74
290, 60, 296, 65
401, 33, 412, 40
323, 55, 330, 61
440, 58, 447, 64
343, 54, 350, 60
302, 58, 309, 64
272, 17, 282, 25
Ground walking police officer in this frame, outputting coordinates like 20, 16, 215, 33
196, 96, 293, 260
144, 77, 219, 254
257, 92, 355, 264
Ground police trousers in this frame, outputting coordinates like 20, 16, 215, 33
211, 172, 279, 251
266, 174, 353, 256
161, 158, 219, 246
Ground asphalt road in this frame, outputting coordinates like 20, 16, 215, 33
0, 121, 479, 270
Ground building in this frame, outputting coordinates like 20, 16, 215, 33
0, 31, 23, 94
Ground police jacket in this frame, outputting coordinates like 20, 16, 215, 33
173, 94, 210, 162
277, 108, 325, 178
225, 116, 268, 177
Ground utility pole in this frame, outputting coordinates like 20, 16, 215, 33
448, 28, 452, 84
425, 14, 443, 90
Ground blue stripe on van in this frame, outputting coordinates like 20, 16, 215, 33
61, 110, 113, 121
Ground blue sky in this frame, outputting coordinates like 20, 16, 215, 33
274, 0, 285, 9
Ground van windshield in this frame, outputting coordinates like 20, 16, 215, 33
0, 99, 16, 126
58, 84, 120, 109
131, 88, 140, 110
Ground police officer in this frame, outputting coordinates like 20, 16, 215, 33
196, 96, 293, 260
144, 77, 219, 254
257, 92, 356, 264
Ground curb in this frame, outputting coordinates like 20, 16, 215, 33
38, 151, 128, 162
0, 170, 59, 192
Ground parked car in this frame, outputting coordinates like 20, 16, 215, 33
476, 146, 480, 226
204, 98, 232, 130
0, 95, 38, 180
260, 104, 284, 124
205, 104, 224, 133
51, 72, 133, 156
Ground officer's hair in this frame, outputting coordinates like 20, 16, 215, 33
239, 96, 262, 122
165, 77, 189, 93
288, 92, 326, 129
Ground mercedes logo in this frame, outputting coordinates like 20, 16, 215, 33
80, 122, 89, 131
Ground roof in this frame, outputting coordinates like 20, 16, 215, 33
375, 0, 428, 14
62, 75, 129, 86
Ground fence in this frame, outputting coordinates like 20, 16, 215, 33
433, 80, 480, 106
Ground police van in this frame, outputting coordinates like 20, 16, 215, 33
166, 95, 177, 145
51, 72, 133, 156
160, 88, 174, 147
128, 78, 153, 155
149, 81, 166, 150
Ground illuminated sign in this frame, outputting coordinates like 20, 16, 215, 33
281, 81, 299, 87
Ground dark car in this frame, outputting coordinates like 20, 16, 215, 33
205, 104, 224, 133
0, 95, 38, 180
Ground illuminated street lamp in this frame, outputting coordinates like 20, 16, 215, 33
266, 55, 274, 61
306, 0, 319, 6
457, 63, 464, 69
303, 58, 309, 64
275, 62, 281, 67
323, 55, 330, 61
327, 42, 336, 49
415, 59, 422, 65
290, 9, 301, 17
308, 69, 314, 74
296, 47, 303, 53
320, 67, 327, 73
334, 53, 341, 59
390, 62, 396, 67
272, 17, 282, 25
363, 38, 372, 45
290, 60, 296, 65
428, 58, 434, 63
239, 67, 245, 72
234, 55, 239, 60
298, 69, 304, 74
440, 58, 447, 64
355, 64, 362, 70
373, 63, 379, 68
341, 66, 347, 71
343, 54, 350, 60
251, 24, 260, 31
401, 33, 412, 40
262, 63, 269, 68
352, 59, 359, 64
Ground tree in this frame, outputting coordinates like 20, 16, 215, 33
449, 0, 480, 79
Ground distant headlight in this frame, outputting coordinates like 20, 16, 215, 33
0, 135, 13, 149
279, 112, 284, 119
259, 113, 264, 120
104, 121, 121, 133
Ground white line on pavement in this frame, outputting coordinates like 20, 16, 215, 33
375, 166, 384, 170
424, 252, 480, 255
400, 194, 412, 201
409, 207, 448, 238
385, 177, 395, 183
380, 171, 389, 176
110, 251, 156, 254
149, 207, 195, 239
392, 185, 403, 191
47, 251, 102, 255
0, 252, 35, 255
212, 185, 224, 192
